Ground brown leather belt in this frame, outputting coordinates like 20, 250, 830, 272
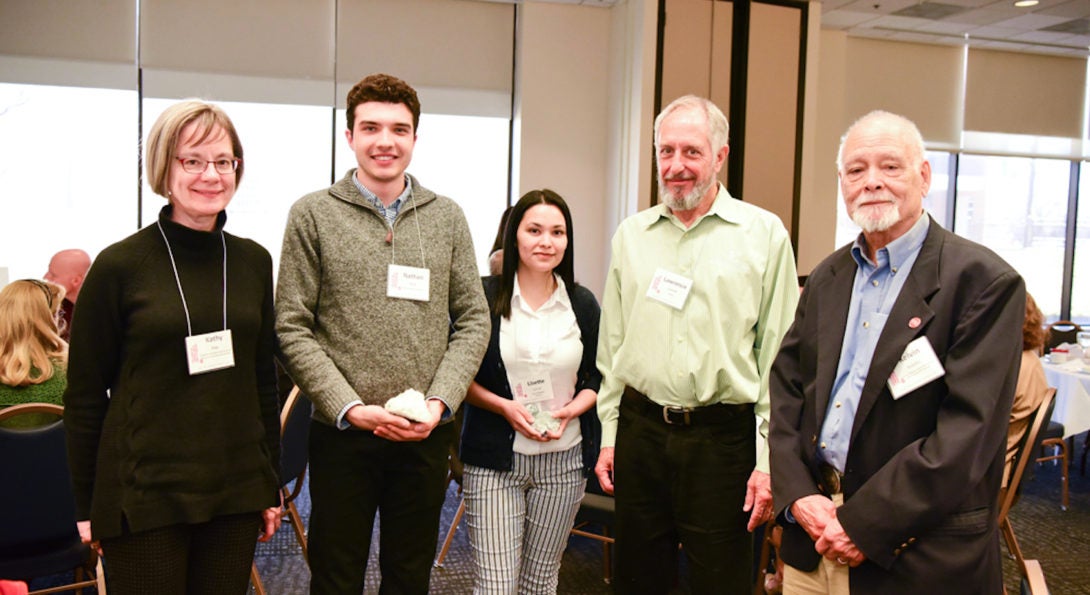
622, 386, 753, 426
819, 463, 844, 495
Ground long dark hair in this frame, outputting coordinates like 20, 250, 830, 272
493, 189, 576, 319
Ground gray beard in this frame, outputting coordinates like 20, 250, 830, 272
660, 177, 711, 211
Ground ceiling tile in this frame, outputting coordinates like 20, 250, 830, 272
1037, 0, 1090, 19
862, 14, 939, 29
915, 20, 978, 34
822, 9, 886, 27
946, 7, 1023, 25
990, 13, 1073, 29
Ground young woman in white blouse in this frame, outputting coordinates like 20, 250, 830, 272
459, 189, 602, 594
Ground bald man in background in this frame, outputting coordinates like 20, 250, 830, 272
44, 249, 91, 341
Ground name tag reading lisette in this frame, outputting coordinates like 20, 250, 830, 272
387, 264, 430, 302
511, 372, 554, 405
887, 336, 945, 399
185, 329, 235, 376
646, 268, 694, 310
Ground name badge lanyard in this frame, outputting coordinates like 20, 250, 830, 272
387, 196, 431, 302
389, 197, 427, 270
157, 221, 234, 374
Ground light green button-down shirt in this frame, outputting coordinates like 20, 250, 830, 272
596, 185, 799, 472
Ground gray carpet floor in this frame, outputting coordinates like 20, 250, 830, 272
29, 434, 1090, 593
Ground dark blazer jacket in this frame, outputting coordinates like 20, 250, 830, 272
770, 218, 1025, 594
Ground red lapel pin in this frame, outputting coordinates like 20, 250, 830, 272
908, 316, 921, 329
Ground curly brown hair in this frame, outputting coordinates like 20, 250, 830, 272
1023, 293, 1047, 353
345, 73, 421, 133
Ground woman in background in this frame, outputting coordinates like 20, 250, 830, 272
0, 279, 67, 427
460, 189, 601, 594
64, 100, 281, 594
1005, 291, 1050, 484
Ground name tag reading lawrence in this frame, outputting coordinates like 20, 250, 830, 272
646, 268, 693, 310
185, 329, 235, 376
387, 264, 430, 302
887, 336, 945, 399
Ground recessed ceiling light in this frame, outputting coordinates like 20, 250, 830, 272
1014, 0, 1038, 7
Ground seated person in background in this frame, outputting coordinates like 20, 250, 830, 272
488, 206, 514, 276
43, 249, 91, 342
0, 279, 67, 428
1004, 292, 1050, 485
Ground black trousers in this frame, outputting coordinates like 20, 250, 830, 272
307, 420, 454, 595
99, 512, 260, 595
613, 392, 756, 594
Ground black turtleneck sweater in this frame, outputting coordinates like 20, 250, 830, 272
64, 206, 280, 539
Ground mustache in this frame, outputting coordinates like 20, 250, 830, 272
854, 192, 896, 205
663, 173, 696, 182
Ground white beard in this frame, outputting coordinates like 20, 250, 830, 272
660, 175, 713, 212
850, 196, 901, 233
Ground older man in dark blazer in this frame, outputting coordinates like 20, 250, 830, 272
769, 110, 1024, 594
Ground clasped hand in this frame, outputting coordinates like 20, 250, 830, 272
791, 494, 866, 567
501, 399, 573, 442
346, 400, 444, 442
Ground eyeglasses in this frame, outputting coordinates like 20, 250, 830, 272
176, 157, 241, 175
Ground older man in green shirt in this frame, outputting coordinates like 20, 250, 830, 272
594, 95, 798, 594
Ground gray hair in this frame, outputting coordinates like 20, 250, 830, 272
654, 95, 729, 154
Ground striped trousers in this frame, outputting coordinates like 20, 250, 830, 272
463, 445, 586, 595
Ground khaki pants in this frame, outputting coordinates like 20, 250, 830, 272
783, 493, 850, 595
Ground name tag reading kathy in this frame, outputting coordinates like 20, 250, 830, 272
185, 329, 235, 376
646, 268, 693, 310
387, 264, 430, 302
887, 336, 945, 399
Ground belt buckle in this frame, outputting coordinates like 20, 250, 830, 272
820, 465, 843, 495
662, 405, 692, 425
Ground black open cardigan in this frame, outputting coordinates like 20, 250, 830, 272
459, 275, 602, 486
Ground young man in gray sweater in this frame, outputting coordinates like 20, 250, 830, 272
276, 73, 489, 595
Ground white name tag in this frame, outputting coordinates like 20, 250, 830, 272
511, 372, 554, 404
887, 336, 945, 399
387, 264, 430, 302
185, 329, 235, 376
646, 268, 693, 310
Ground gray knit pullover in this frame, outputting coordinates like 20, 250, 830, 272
276, 171, 489, 426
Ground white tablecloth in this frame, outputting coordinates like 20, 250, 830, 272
1042, 358, 1090, 439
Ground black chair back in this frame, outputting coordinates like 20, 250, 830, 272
0, 404, 92, 583
1045, 321, 1081, 351
280, 386, 311, 489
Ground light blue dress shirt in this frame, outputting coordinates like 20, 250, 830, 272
818, 213, 930, 472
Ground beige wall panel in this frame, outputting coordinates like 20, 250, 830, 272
518, 3, 612, 295
141, 0, 335, 80
661, 0, 714, 107
798, 26, 847, 274
843, 38, 962, 146
709, 3, 733, 113
0, 0, 135, 63
338, 0, 513, 94
965, 48, 1086, 138
742, 1, 800, 233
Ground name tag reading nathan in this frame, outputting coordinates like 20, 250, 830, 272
646, 268, 693, 310
185, 329, 235, 376
387, 264, 431, 302
888, 336, 945, 399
